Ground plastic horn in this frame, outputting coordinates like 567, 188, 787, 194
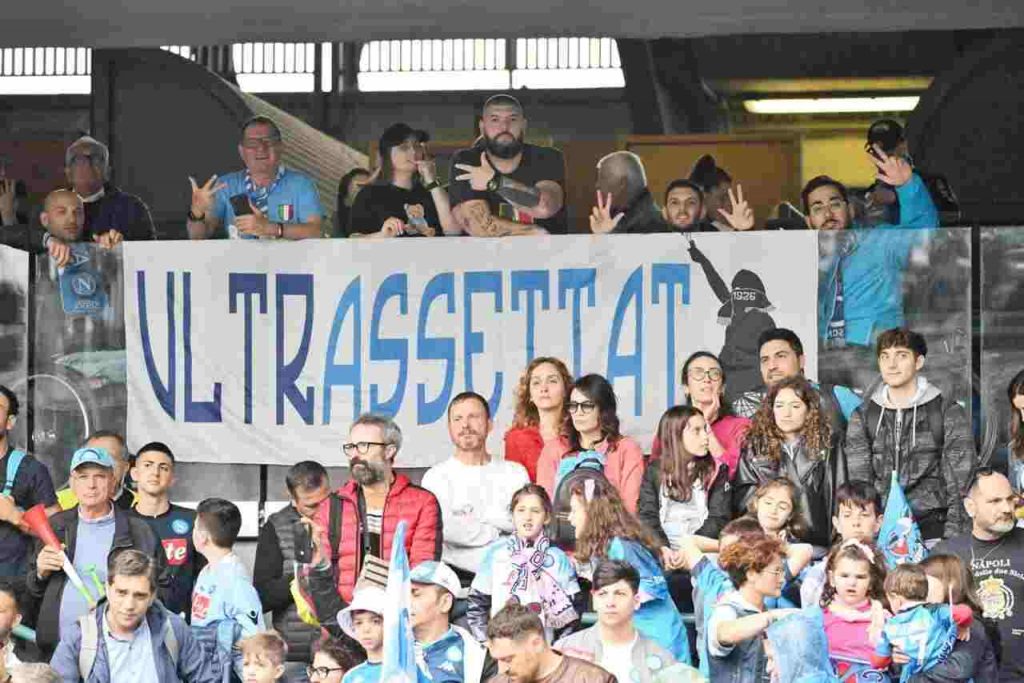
86, 564, 104, 598
12, 624, 36, 643
63, 558, 96, 608
21, 504, 96, 607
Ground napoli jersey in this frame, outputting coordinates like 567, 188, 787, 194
191, 553, 265, 678
342, 661, 382, 683
417, 628, 464, 683
875, 604, 958, 681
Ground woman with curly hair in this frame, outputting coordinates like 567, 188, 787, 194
536, 374, 645, 512
503, 357, 573, 482
706, 536, 798, 682
734, 376, 840, 547
567, 476, 690, 664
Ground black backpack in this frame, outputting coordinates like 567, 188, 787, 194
548, 452, 609, 551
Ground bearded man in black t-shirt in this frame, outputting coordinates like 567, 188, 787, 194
935, 469, 1024, 682
449, 94, 567, 236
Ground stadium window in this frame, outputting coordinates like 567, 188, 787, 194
356, 37, 624, 92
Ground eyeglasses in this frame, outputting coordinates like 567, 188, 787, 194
809, 198, 847, 218
567, 401, 597, 414
342, 441, 389, 455
306, 666, 346, 680
241, 137, 281, 149
687, 368, 723, 382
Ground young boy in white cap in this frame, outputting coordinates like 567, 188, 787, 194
409, 561, 486, 683
337, 586, 385, 683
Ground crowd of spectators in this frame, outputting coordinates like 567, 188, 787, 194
0, 310, 1020, 681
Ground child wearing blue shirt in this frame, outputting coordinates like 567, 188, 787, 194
337, 586, 385, 683
191, 498, 265, 681
871, 564, 971, 682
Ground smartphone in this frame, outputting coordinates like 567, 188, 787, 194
230, 193, 254, 216
293, 520, 313, 564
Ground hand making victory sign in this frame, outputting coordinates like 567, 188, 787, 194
589, 190, 623, 234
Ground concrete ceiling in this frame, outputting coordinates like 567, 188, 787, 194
6, 0, 1023, 48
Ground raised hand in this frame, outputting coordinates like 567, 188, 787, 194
718, 184, 755, 231
589, 190, 623, 234
0, 179, 16, 225
869, 144, 914, 187
454, 154, 496, 192
189, 175, 227, 217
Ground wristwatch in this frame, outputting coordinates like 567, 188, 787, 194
486, 174, 502, 193
422, 180, 441, 192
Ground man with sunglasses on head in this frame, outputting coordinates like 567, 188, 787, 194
304, 414, 441, 622
934, 468, 1024, 682
805, 144, 938, 388
187, 115, 323, 240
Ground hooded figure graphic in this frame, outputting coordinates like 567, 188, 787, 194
689, 239, 776, 400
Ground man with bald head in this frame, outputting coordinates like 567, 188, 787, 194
933, 469, 1024, 681
38, 189, 124, 267
589, 151, 670, 234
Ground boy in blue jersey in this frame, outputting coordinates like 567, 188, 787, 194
191, 498, 265, 681
669, 517, 813, 678
337, 586, 384, 683
871, 564, 971, 681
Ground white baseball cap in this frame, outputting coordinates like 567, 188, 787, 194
409, 561, 462, 598
336, 586, 386, 639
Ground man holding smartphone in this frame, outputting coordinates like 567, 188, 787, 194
187, 116, 323, 240
254, 461, 331, 683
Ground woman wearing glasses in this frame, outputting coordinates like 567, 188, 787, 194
307, 637, 363, 683
706, 536, 798, 682
679, 351, 750, 479
536, 374, 645, 513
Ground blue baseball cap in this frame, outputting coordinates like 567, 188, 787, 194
70, 446, 115, 472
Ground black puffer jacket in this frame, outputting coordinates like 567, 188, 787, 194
637, 459, 732, 547
733, 436, 842, 547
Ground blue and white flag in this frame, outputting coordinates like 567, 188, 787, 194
879, 471, 926, 569
380, 521, 421, 683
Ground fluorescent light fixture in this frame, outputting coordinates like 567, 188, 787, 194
743, 96, 920, 115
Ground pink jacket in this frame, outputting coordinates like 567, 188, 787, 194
712, 415, 751, 479
824, 601, 881, 663
536, 435, 645, 512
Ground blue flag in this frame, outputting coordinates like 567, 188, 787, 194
380, 521, 421, 683
879, 471, 926, 569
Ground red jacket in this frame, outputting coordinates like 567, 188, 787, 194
313, 474, 442, 603
504, 426, 544, 482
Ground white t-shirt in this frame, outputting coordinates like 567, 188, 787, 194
659, 482, 709, 549
598, 633, 638, 683
420, 456, 530, 573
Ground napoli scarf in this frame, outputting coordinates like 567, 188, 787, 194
505, 533, 578, 629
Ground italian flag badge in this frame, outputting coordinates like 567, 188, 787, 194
278, 204, 294, 221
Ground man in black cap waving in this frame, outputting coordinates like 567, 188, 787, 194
449, 94, 566, 236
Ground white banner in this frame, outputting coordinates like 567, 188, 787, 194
124, 233, 818, 467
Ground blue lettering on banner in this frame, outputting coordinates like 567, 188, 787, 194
228, 273, 268, 424
607, 267, 643, 415
463, 271, 504, 416
136, 271, 176, 419
557, 268, 597, 378
322, 277, 361, 423
417, 273, 456, 425
651, 264, 690, 408
183, 272, 223, 422
277, 274, 315, 425
370, 273, 409, 416
510, 270, 550, 364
